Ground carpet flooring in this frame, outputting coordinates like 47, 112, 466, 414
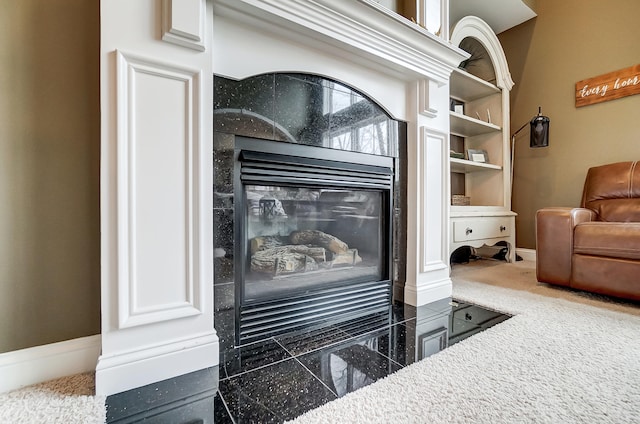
2, 259, 639, 423
452, 259, 640, 317
290, 259, 640, 423
0, 372, 105, 424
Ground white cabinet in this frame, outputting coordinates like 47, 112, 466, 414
452, 217, 512, 243
449, 17, 516, 262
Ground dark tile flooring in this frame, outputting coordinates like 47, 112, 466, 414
106, 299, 510, 423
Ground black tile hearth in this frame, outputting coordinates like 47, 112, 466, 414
221, 337, 292, 380
295, 330, 404, 397
219, 358, 337, 423
106, 299, 510, 423
105, 367, 219, 423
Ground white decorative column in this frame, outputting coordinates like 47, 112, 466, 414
97, 0, 218, 396
403, 77, 457, 306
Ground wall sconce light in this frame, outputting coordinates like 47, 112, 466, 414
510, 107, 550, 187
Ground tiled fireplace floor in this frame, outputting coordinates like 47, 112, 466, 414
106, 299, 510, 423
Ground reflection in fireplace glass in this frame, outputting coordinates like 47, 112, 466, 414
244, 184, 383, 303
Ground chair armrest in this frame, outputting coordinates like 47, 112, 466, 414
535, 207, 596, 286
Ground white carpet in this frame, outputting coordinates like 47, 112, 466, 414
289, 278, 640, 424
0, 372, 105, 424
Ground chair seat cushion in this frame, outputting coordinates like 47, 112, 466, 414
574, 222, 640, 260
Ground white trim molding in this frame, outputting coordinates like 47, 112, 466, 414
419, 127, 450, 274
517, 248, 537, 262
0, 336, 101, 394
418, 79, 439, 118
99, 0, 216, 396
115, 50, 204, 329
451, 16, 514, 91
404, 123, 452, 307
96, 332, 217, 396
404, 276, 452, 307
162, 0, 207, 51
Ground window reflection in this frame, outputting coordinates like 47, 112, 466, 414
244, 184, 383, 303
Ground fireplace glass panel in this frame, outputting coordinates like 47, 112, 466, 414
243, 184, 384, 303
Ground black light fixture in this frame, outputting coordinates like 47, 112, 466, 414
510, 107, 550, 187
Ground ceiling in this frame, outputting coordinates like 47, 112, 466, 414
450, 0, 537, 34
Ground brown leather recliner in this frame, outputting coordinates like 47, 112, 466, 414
536, 161, 640, 301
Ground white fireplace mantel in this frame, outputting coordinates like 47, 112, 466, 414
97, 0, 468, 395
214, 0, 466, 85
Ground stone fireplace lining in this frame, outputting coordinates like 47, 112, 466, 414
213, 73, 405, 345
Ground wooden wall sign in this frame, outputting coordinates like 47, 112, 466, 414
575, 64, 640, 107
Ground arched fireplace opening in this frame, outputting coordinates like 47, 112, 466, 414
213, 73, 407, 346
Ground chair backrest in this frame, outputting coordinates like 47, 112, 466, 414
581, 161, 640, 222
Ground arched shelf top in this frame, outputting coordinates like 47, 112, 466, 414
451, 16, 514, 91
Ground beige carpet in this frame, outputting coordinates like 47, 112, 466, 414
0, 372, 105, 424
452, 258, 640, 316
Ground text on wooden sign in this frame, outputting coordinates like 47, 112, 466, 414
575, 64, 640, 107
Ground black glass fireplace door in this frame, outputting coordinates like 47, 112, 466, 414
243, 185, 384, 303
235, 138, 394, 344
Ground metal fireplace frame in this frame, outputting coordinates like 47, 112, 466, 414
234, 136, 395, 345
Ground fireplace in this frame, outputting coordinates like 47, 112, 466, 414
97, 0, 464, 396
213, 73, 406, 345
236, 137, 394, 343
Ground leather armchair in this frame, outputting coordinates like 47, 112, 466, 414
536, 161, 640, 301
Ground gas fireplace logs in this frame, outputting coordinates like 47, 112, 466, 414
250, 230, 362, 276
289, 230, 349, 253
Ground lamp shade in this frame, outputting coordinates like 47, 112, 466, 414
510, 106, 550, 190
529, 107, 550, 148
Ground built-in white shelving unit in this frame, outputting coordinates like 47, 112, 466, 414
449, 16, 516, 262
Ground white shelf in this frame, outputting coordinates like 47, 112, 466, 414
449, 17, 515, 262
450, 158, 501, 173
450, 206, 517, 217
450, 111, 501, 137
450, 68, 500, 101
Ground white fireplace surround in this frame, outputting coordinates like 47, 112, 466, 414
95, 0, 469, 396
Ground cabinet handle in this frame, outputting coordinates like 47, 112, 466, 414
500, 225, 507, 232
465, 227, 473, 235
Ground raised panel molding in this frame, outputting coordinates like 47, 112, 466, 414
116, 50, 204, 329
419, 126, 449, 273
162, 0, 206, 51
419, 79, 438, 118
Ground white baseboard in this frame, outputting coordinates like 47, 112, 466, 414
95, 332, 219, 396
474, 245, 537, 263
0, 335, 101, 394
516, 248, 536, 262
404, 277, 453, 307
